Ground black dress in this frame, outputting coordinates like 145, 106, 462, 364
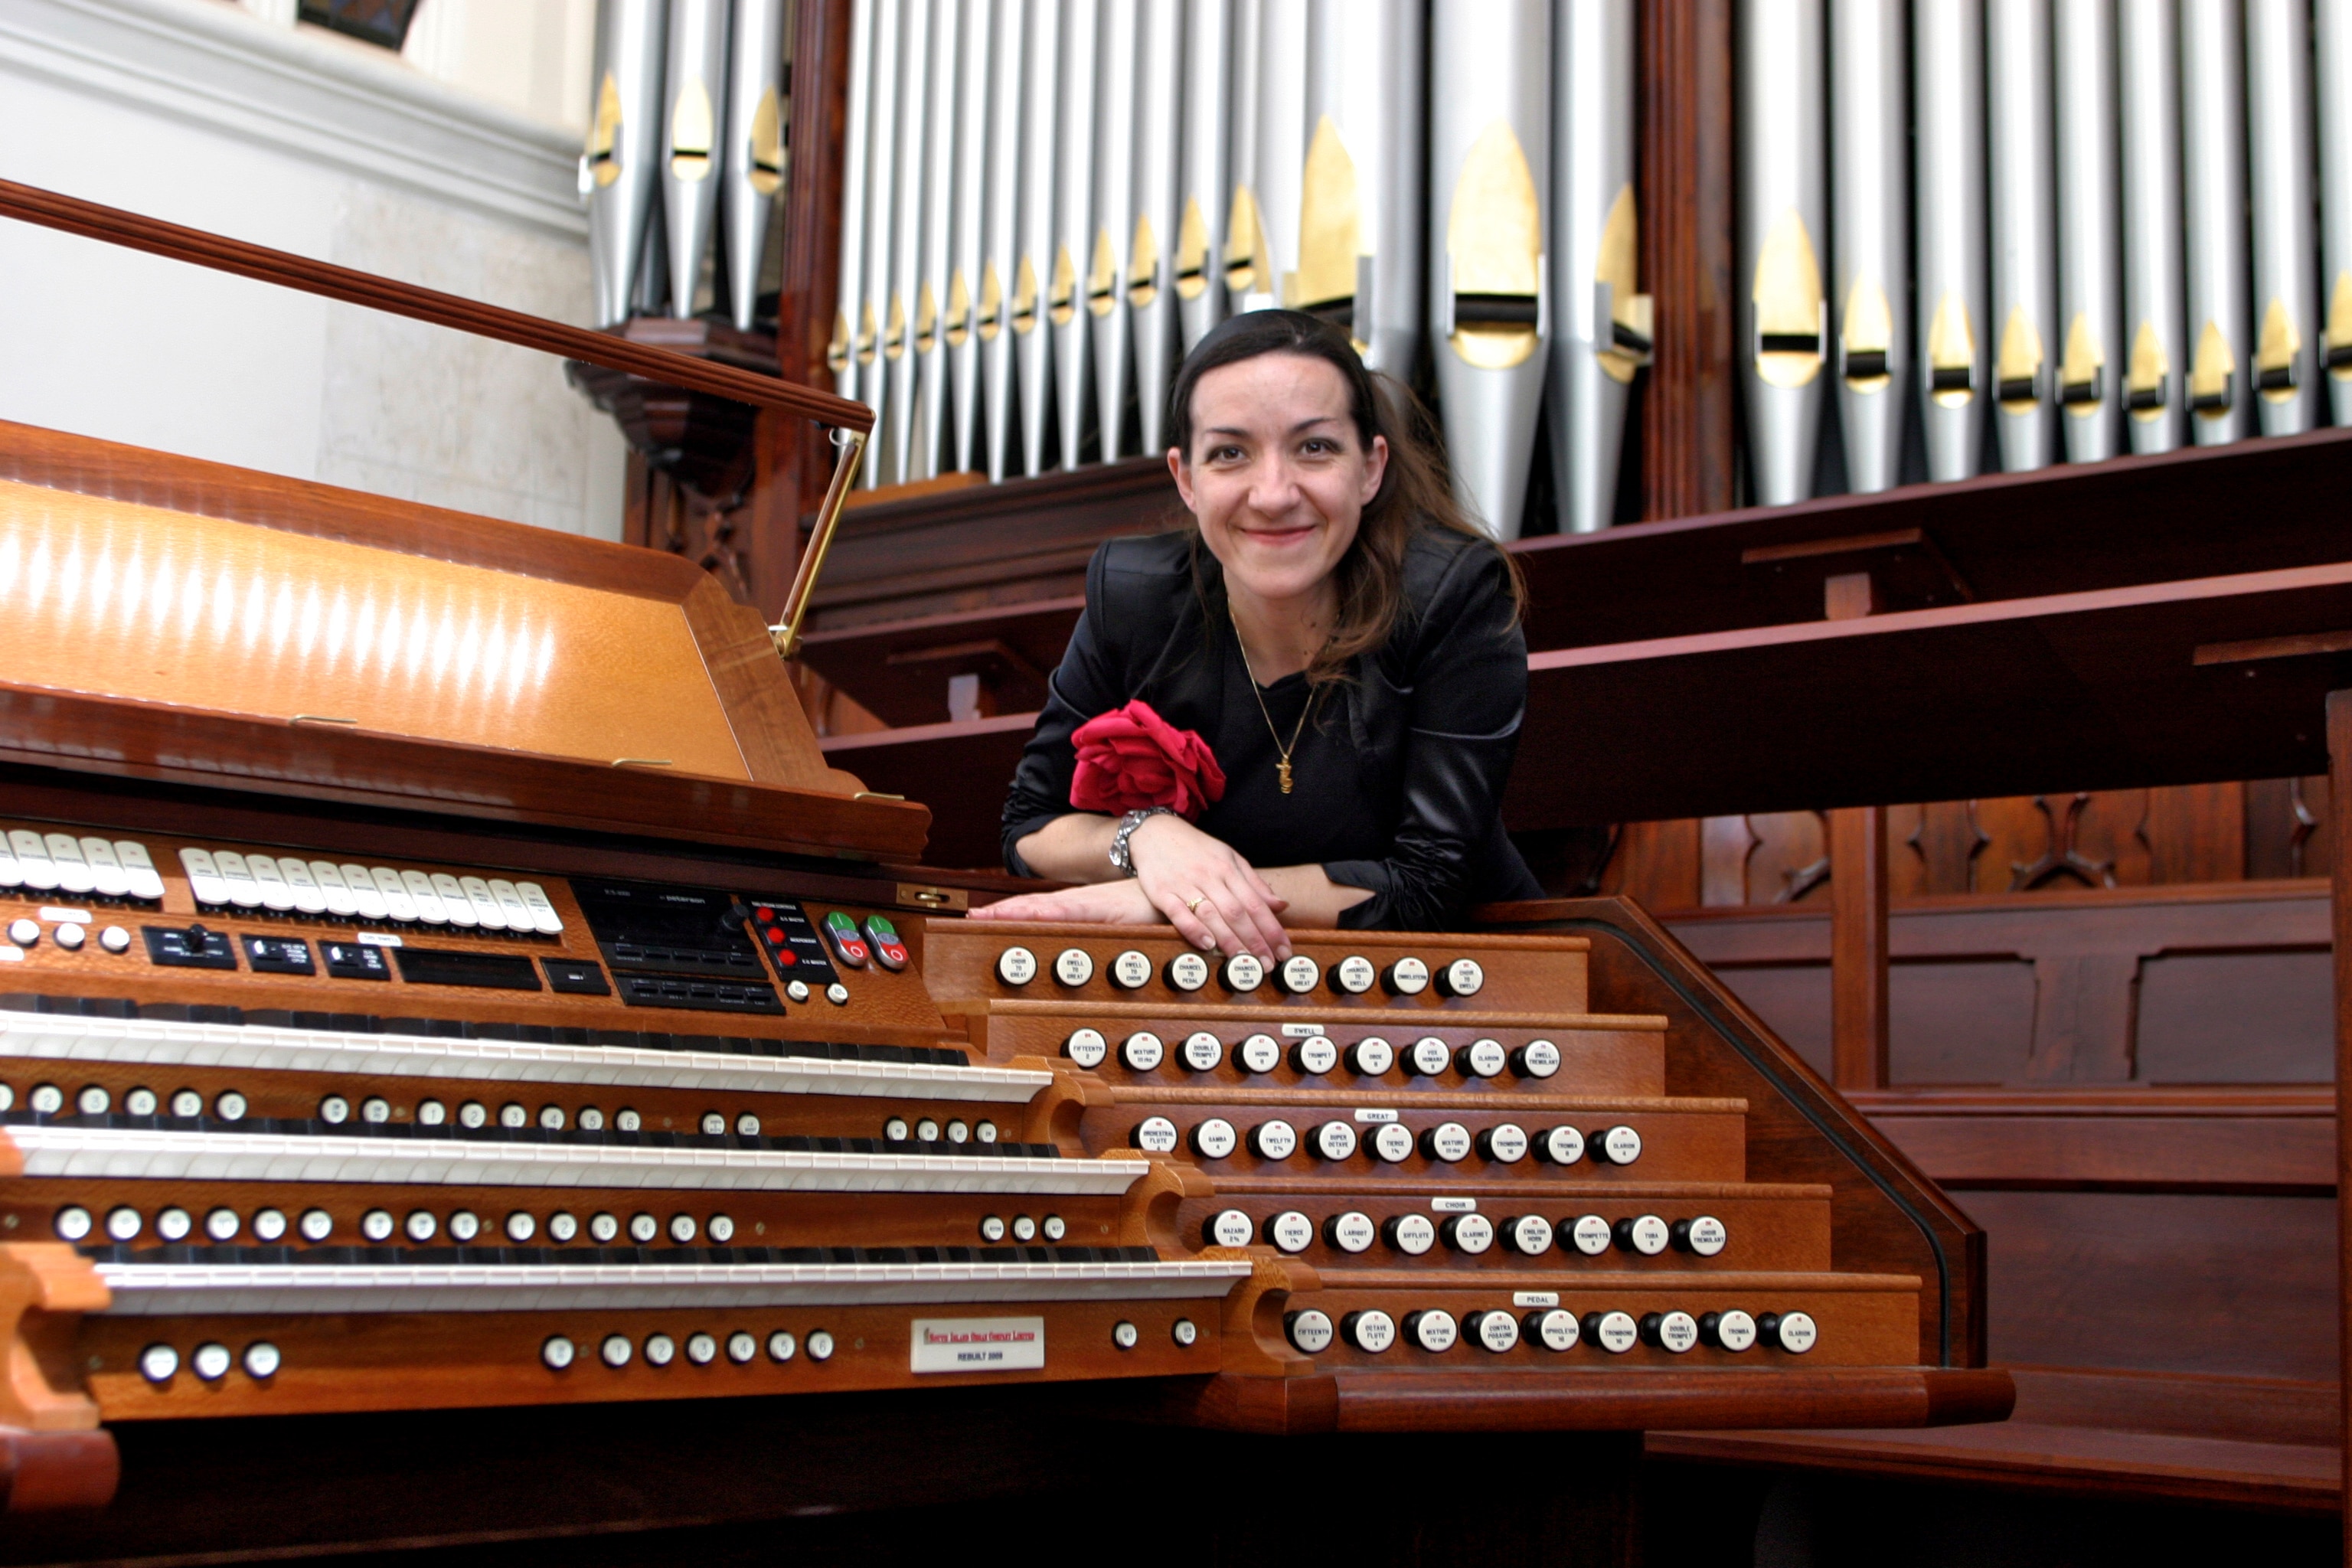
1000, 525, 1543, 930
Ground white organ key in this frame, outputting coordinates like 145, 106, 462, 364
91, 1256, 1253, 1316
488, 880, 534, 929
0, 1010, 1051, 1101
371, 868, 417, 921
114, 841, 165, 900
44, 834, 94, 893
11, 831, 59, 890
309, 862, 359, 917
276, 858, 328, 913
178, 848, 231, 906
209, 851, 265, 907
430, 873, 477, 926
0, 832, 20, 888
5, 1123, 1151, 1196
399, 871, 446, 923
79, 838, 128, 897
243, 854, 296, 911
514, 881, 564, 935
459, 877, 508, 929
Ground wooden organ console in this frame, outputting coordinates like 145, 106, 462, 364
0, 178, 2008, 1561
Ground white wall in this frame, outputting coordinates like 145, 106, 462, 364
0, 0, 626, 539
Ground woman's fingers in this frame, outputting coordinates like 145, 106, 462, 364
1221, 873, 1291, 962
1156, 887, 1221, 951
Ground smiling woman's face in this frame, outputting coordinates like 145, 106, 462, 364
1169, 351, 1388, 613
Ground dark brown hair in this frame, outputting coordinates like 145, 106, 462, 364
1165, 309, 1524, 690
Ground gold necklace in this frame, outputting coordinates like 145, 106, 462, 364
1231, 612, 1315, 794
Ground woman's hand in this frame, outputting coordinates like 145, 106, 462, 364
966, 877, 1161, 926
1129, 813, 1292, 962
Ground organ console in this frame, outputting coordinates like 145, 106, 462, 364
0, 177, 2007, 1554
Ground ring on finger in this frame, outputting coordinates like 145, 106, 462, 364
1184, 895, 1204, 913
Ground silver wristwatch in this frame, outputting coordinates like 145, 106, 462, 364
1108, 806, 1173, 877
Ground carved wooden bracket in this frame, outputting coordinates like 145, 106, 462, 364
0, 1245, 106, 1432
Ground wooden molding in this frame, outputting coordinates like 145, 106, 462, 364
0, 1246, 106, 1433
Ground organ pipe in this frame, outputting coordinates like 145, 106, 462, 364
1305, 0, 1426, 378
949, 0, 996, 475
1223, 0, 1268, 312
1429, 0, 1550, 540
883, 0, 933, 485
722, 0, 786, 332
1739, 0, 1828, 507
662, 0, 730, 319
1132, 0, 1186, 453
1176, 0, 1233, 353
1052, 0, 1099, 470
981, 0, 1027, 480
1914, 0, 1988, 482
2180, 0, 2250, 443
858, 0, 902, 481
2245, 0, 2321, 435
1251, 0, 1310, 317
586, 0, 665, 330
1015, 0, 1060, 476
2118, 0, 2185, 452
2053, 0, 2122, 461
1829, 0, 1907, 494
2322, 0, 2352, 425
1549, 0, 1645, 531
913, 0, 960, 482
1092, 0, 1143, 461
1988, 0, 2058, 472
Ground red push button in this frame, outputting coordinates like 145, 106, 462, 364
821, 910, 870, 968
862, 914, 910, 972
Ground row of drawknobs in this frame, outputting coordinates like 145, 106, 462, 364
1284, 1305, 1818, 1357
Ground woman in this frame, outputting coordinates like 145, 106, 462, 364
971, 309, 1540, 961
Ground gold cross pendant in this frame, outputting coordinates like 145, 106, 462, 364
1278, 758, 1293, 794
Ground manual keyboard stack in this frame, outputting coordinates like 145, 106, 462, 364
928, 921, 1931, 1426
0, 823, 1246, 1430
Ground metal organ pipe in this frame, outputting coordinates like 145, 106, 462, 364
1251, 0, 1310, 318
1091, 1, 1143, 462
1053, 0, 1099, 469
2053, 0, 2122, 462
1739, 0, 1828, 507
1018, 0, 1061, 477
662, 0, 731, 319
722, 0, 786, 333
859, 0, 903, 482
1429, 0, 1550, 540
883, 0, 935, 485
2118, 0, 2185, 452
1223, 0, 1268, 314
913, 0, 960, 481
950, 0, 996, 475
2324, 0, 2352, 425
586, 0, 666, 330
2180, 0, 2251, 443
1914, 0, 1988, 482
1988, 0, 2058, 472
1828, 0, 1907, 495
1302, 0, 1424, 380
1550, 0, 1645, 530
981, 0, 1027, 480
2245, 0, 2321, 435
1176, 0, 1233, 352
1132, 0, 1186, 454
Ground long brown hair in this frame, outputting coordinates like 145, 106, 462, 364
1165, 309, 1525, 690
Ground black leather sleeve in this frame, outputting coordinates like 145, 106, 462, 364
1001, 544, 1133, 876
1321, 541, 1529, 930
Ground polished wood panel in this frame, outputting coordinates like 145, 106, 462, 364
0, 480, 750, 779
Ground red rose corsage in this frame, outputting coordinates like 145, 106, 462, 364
1070, 700, 1227, 821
